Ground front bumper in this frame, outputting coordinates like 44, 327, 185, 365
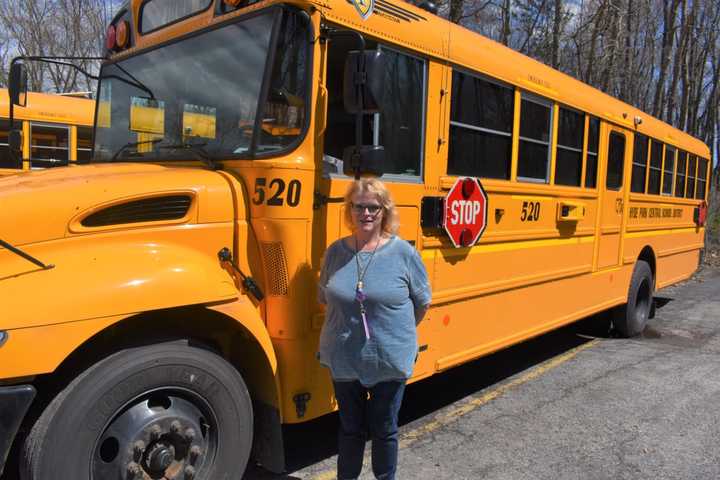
0, 385, 36, 475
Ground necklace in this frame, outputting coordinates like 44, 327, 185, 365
354, 234, 381, 340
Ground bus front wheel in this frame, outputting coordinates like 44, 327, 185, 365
613, 260, 654, 337
21, 341, 253, 480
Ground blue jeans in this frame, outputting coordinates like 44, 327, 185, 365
332, 380, 406, 480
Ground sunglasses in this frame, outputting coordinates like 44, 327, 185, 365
351, 203, 382, 214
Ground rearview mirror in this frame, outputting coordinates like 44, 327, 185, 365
9, 62, 28, 107
343, 50, 386, 114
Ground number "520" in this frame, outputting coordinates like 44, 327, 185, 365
252, 178, 302, 207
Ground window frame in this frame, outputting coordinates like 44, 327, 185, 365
29, 122, 71, 169
630, 133, 648, 194
675, 150, 687, 198
139, 0, 214, 35
647, 139, 663, 195
447, 67, 515, 181
371, 43, 428, 183
517, 92, 553, 184
662, 145, 675, 196
584, 116, 600, 189
605, 130, 626, 191
553, 105, 585, 187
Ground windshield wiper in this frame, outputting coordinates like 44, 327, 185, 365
159, 141, 221, 171
0, 238, 54, 270
109, 138, 165, 162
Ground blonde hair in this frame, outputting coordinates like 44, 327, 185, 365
344, 177, 399, 236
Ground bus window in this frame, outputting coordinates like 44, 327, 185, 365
585, 116, 599, 188
255, 10, 309, 154
0, 119, 17, 169
30, 123, 69, 168
554, 107, 583, 186
696, 158, 708, 200
686, 155, 697, 198
518, 95, 552, 183
675, 151, 687, 198
448, 71, 513, 180
606, 131, 625, 190
631, 133, 648, 193
77, 126, 94, 163
647, 140, 662, 194
323, 40, 425, 178
662, 146, 675, 195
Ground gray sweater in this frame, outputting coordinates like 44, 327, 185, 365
318, 236, 432, 386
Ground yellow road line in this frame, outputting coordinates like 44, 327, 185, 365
308, 339, 600, 480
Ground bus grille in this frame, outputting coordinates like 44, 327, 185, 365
81, 195, 192, 227
261, 242, 289, 296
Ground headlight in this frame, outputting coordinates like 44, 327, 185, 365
0, 331, 7, 348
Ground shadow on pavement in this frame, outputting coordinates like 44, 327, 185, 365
245, 312, 613, 479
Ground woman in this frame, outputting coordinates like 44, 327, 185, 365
318, 177, 431, 480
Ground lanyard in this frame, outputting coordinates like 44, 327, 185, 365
354, 235, 380, 339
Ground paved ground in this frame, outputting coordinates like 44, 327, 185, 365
246, 265, 720, 480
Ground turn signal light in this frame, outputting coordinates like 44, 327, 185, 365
116, 20, 130, 49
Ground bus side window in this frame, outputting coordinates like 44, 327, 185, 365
631, 133, 648, 193
675, 151, 687, 198
30, 123, 69, 168
686, 155, 697, 198
662, 145, 675, 195
606, 131, 625, 190
696, 158, 708, 200
0, 119, 18, 168
77, 126, 93, 163
647, 139, 662, 194
518, 94, 552, 183
447, 70, 513, 180
554, 106, 583, 186
584, 116, 599, 188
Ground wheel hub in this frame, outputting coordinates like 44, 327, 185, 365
92, 391, 213, 480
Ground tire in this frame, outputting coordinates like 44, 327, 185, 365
21, 341, 253, 480
613, 260, 654, 337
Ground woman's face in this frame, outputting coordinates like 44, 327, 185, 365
350, 190, 384, 235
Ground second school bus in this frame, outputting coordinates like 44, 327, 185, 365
0, 88, 94, 176
0, 0, 711, 478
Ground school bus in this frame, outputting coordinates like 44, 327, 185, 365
0, 88, 95, 176
0, 0, 712, 478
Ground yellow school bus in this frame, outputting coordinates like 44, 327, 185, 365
0, 88, 95, 175
0, 0, 711, 478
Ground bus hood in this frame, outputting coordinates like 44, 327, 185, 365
0, 163, 235, 247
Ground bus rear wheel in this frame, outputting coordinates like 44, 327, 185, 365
21, 342, 253, 480
613, 260, 654, 337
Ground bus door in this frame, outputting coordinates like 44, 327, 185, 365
596, 125, 630, 270
320, 37, 428, 246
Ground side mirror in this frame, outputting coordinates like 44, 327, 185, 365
343, 50, 385, 114
343, 145, 385, 177
9, 62, 28, 107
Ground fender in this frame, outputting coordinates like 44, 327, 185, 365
1, 225, 237, 331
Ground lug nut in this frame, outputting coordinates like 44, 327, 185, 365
149, 425, 162, 440
184, 428, 196, 442
170, 420, 182, 434
133, 440, 145, 460
184, 465, 196, 479
189, 445, 202, 464
126, 461, 142, 479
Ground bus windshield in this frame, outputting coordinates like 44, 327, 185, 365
93, 8, 309, 163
